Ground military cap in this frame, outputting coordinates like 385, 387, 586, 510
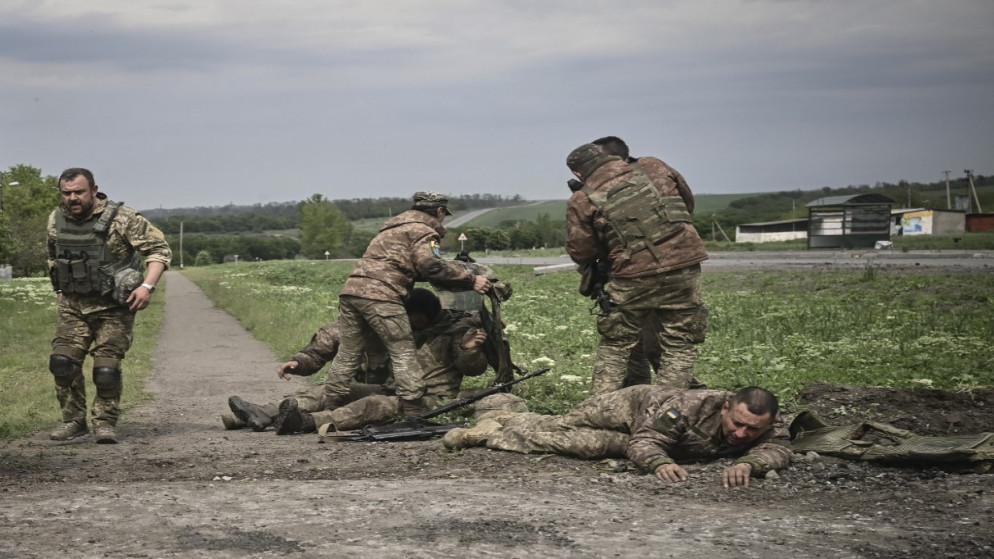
566, 143, 620, 179
412, 191, 453, 215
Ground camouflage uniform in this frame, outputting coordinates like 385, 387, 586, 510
275, 321, 393, 416
627, 388, 792, 476
47, 193, 171, 431
483, 385, 655, 459
566, 145, 709, 394
324, 193, 476, 407
313, 310, 487, 431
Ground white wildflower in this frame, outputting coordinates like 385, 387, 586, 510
531, 357, 556, 368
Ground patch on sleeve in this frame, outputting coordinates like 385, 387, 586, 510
649, 408, 682, 432
430, 240, 441, 257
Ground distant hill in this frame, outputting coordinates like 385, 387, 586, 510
140, 174, 992, 237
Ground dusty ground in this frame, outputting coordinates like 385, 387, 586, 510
1, 269, 992, 559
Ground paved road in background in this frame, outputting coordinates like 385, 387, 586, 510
475, 250, 994, 272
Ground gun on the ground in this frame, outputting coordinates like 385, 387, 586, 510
325, 368, 552, 442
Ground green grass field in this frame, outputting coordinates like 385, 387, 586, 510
0, 279, 164, 439
4, 260, 991, 439
181, 261, 994, 417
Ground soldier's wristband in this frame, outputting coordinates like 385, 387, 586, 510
141, 282, 156, 293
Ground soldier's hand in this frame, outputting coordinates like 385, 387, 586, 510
277, 360, 300, 381
460, 328, 487, 350
722, 463, 753, 488
127, 286, 152, 312
472, 275, 491, 294
654, 463, 688, 483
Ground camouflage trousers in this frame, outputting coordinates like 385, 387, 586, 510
486, 385, 653, 459
312, 392, 445, 432
324, 296, 425, 402
592, 265, 707, 395
292, 382, 390, 414
51, 300, 134, 427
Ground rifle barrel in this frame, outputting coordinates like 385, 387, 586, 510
419, 368, 551, 420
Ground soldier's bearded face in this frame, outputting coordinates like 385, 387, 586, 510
719, 402, 773, 446
60, 176, 97, 217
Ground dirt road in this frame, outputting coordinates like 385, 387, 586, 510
1, 271, 991, 558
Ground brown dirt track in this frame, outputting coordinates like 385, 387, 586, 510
1, 264, 992, 559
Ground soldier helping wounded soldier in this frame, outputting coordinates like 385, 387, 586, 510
445, 386, 791, 488
46, 168, 172, 444
321, 191, 491, 420
223, 288, 490, 434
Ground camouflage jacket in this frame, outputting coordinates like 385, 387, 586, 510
566, 158, 707, 279
294, 312, 487, 397
47, 193, 172, 312
413, 310, 489, 400
340, 210, 475, 304
289, 322, 389, 383
627, 388, 792, 475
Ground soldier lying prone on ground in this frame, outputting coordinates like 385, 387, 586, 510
445, 385, 791, 487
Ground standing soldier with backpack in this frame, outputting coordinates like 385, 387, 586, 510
565, 141, 708, 395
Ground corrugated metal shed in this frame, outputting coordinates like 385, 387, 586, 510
806, 194, 895, 249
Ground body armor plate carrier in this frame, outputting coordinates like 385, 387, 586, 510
580, 165, 692, 261
53, 201, 142, 303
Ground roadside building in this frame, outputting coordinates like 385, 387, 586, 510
893, 209, 966, 236
806, 194, 895, 249
735, 218, 808, 244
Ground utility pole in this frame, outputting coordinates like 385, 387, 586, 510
965, 169, 983, 213
179, 221, 184, 268
943, 170, 951, 209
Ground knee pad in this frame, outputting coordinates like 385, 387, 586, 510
49, 354, 79, 384
93, 366, 122, 393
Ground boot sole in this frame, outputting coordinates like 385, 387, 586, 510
228, 396, 271, 432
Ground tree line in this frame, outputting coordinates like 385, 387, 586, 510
2, 162, 990, 276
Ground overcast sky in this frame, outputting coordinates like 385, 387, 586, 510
1, 1, 991, 211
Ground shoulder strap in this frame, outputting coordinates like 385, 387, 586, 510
93, 201, 122, 235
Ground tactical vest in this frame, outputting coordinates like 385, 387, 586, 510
54, 201, 136, 299
580, 164, 692, 261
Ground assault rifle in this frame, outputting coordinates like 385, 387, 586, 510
579, 259, 615, 316
321, 367, 552, 442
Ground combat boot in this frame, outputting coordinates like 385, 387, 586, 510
50, 420, 88, 441
274, 398, 316, 435
93, 424, 118, 444
401, 397, 430, 420
221, 413, 247, 430
442, 418, 503, 450
228, 396, 277, 431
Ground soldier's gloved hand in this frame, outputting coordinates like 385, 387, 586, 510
654, 463, 688, 483
472, 275, 491, 294
721, 462, 753, 488
460, 328, 487, 350
277, 360, 301, 381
